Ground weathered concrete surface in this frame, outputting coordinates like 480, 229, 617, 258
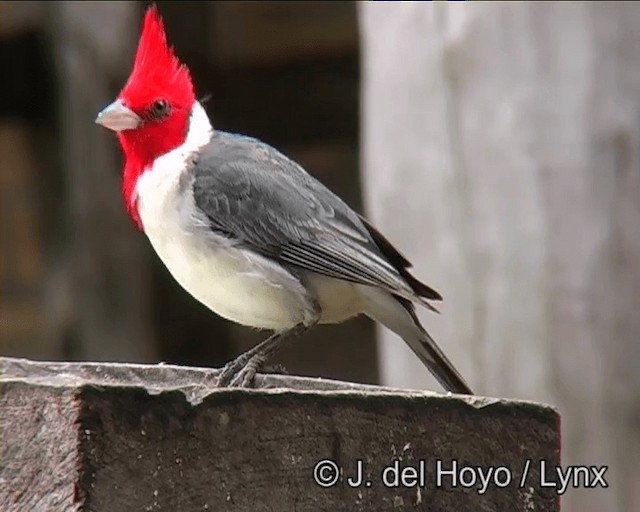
0, 357, 560, 511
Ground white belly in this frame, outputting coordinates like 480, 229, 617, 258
142, 224, 310, 330
135, 152, 314, 331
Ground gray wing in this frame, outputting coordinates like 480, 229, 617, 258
191, 131, 441, 305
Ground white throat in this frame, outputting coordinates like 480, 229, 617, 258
132, 101, 212, 211
176, 101, 213, 155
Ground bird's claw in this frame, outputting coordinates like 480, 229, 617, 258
216, 354, 265, 388
216, 355, 250, 387
216, 327, 300, 388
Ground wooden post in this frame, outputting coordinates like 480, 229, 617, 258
0, 357, 560, 511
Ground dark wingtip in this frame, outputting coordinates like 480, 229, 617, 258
406, 273, 443, 302
358, 214, 443, 303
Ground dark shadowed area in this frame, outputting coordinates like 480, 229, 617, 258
0, 1, 377, 383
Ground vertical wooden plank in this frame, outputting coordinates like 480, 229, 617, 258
1, 2, 63, 359
0, 123, 45, 355
49, 1, 157, 362
360, 3, 640, 512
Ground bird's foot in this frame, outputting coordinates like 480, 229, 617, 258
216, 352, 252, 387
217, 353, 266, 388
216, 358, 289, 388
227, 354, 266, 388
216, 323, 308, 388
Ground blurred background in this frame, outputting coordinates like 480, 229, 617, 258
0, 2, 638, 511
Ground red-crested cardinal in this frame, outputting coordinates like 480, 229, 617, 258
95, 5, 472, 394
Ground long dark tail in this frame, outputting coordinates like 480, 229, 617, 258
361, 287, 473, 395
399, 298, 473, 394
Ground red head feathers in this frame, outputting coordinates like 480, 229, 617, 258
98, 4, 197, 227
119, 5, 194, 115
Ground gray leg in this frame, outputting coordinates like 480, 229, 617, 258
217, 323, 314, 388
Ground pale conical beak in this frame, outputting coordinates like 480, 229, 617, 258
95, 100, 142, 132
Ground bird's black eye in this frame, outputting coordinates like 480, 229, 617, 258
149, 99, 169, 119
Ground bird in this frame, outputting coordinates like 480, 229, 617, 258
95, 5, 472, 394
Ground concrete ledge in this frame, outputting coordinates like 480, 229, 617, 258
0, 357, 560, 511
